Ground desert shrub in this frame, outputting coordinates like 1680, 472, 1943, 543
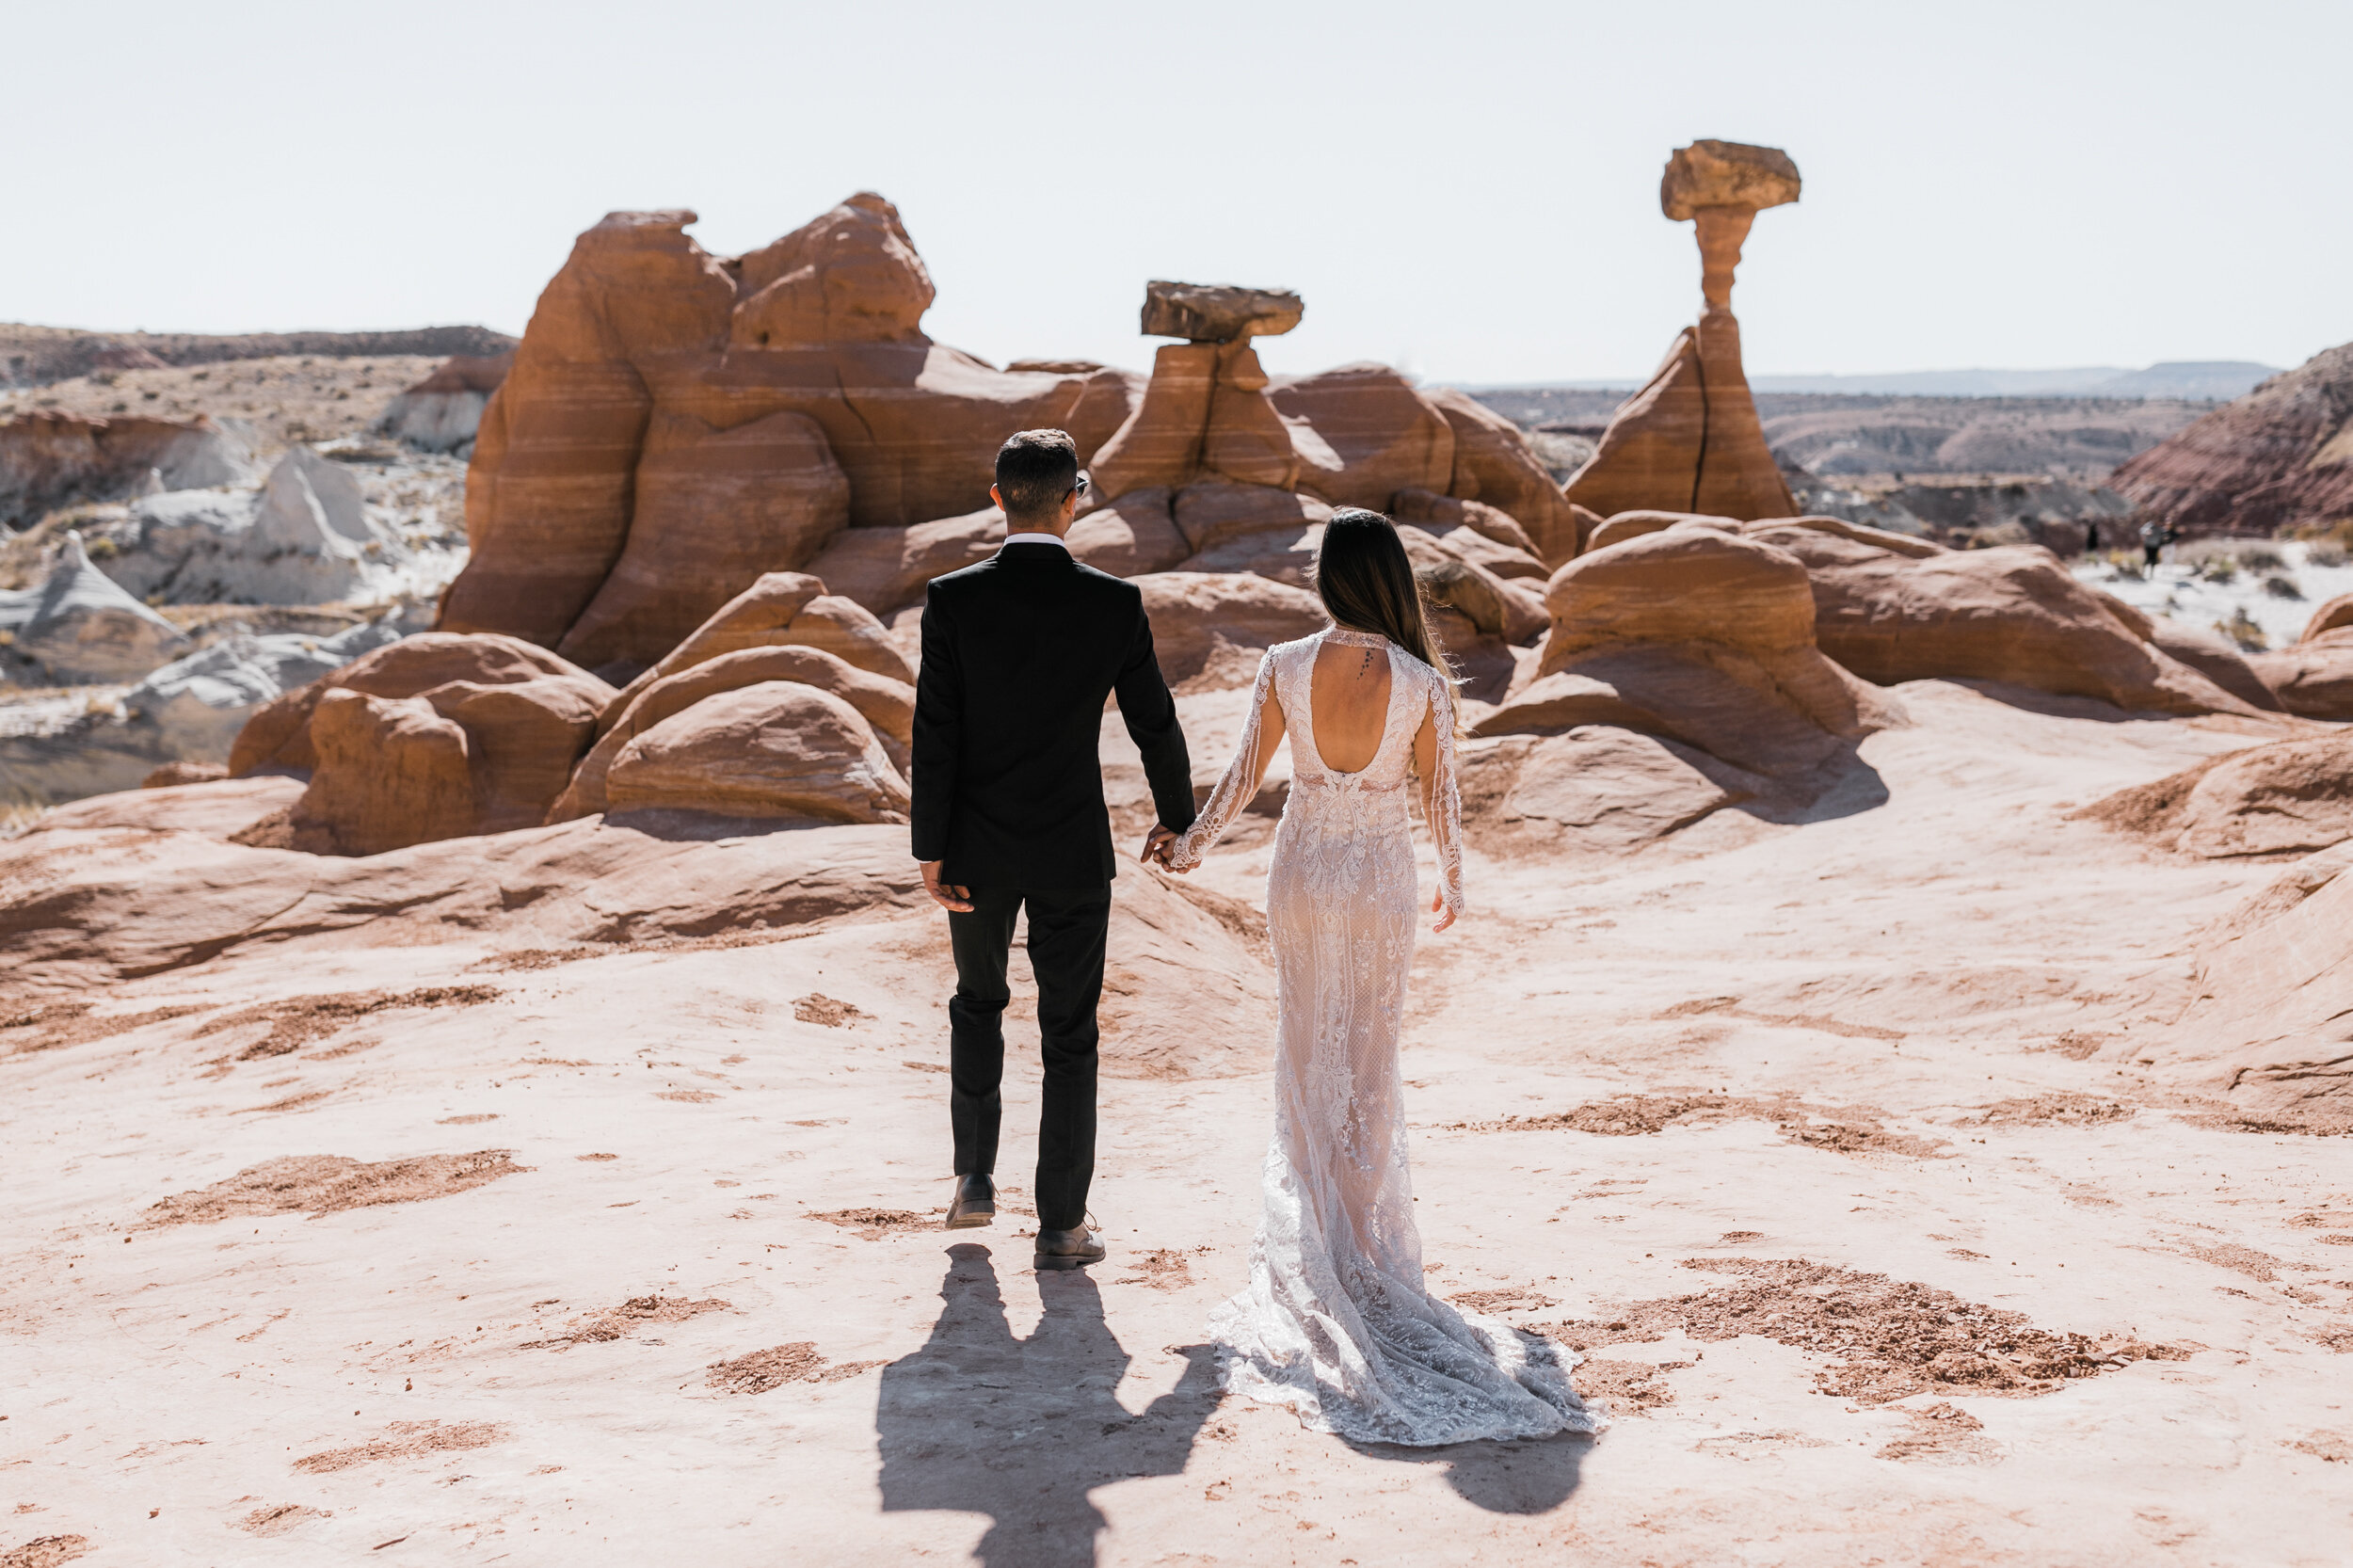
2310, 542, 2350, 568
2217, 606, 2268, 651
2262, 574, 2304, 600
2199, 556, 2238, 584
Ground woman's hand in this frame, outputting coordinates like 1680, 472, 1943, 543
1430, 888, 1455, 934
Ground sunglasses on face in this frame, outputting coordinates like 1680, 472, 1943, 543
1070, 472, 1091, 498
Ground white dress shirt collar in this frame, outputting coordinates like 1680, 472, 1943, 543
1001, 532, 1070, 551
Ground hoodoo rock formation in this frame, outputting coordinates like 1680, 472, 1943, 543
437, 195, 1140, 672
0, 409, 256, 529
0, 532, 189, 685
2110, 340, 2353, 537
1564, 140, 1800, 524
1086, 281, 1308, 501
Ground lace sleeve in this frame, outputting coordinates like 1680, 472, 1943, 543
1166, 650, 1277, 872
1427, 672, 1466, 919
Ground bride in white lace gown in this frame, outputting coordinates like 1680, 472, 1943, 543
1159, 508, 1601, 1447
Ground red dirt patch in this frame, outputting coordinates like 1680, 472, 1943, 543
292, 1420, 506, 1474
237, 1504, 331, 1536
0, 1537, 90, 1568
0, 1000, 205, 1058
1961, 1094, 2135, 1128
140, 1151, 527, 1227
1876, 1400, 1999, 1464
792, 994, 868, 1028
1456, 1095, 1946, 1159
1574, 1358, 1687, 1415
195, 985, 500, 1062
807, 1208, 931, 1240
705, 1342, 885, 1394
1532, 1256, 2185, 1404
522, 1295, 729, 1351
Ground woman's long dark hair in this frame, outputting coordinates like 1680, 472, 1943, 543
1314, 507, 1459, 688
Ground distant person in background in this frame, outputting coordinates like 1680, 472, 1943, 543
2084, 519, 2101, 554
2139, 519, 2172, 569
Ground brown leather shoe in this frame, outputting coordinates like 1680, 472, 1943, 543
945, 1174, 995, 1230
1032, 1225, 1105, 1271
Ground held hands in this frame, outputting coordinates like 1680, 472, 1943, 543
920, 859, 973, 914
1431, 888, 1456, 934
1142, 824, 1186, 872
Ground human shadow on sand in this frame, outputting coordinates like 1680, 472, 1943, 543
878, 1243, 1221, 1568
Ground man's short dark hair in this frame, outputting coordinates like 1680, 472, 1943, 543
995, 428, 1080, 520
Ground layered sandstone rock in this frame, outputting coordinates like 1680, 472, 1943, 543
1139, 282, 1304, 343
1397, 527, 1546, 644
1388, 488, 1545, 573
610, 572, 912, 721
602, 680, 909, 824
2108, 341, 2353, 536
1564, 141, 1800, 524
0, 533, 189, 685
375, 352, 514, 453
1751, 523, 2261, 715
551, 646, 912, 822
1065, 488, 1190, 577
439, 195, 1141, 665
1585, 509, 1742, 556
2299, 592, 2353, 645
422, 675, 610, 832
1418, 388, 1584, 567
108, 447, 407, 608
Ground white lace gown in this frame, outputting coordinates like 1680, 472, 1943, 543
1168, 626, 1601, 1446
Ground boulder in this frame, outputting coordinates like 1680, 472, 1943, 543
1658, 139, 1802, 220
287, 690, 476, 856
1458, 726, 1767, 852
2139, 614, 2281, 712
1268, 363, 1454, 510
1172, 482, 1333, 555
421, 673, 610, 832
1476, 524, 1897, 794
2080, 735, 2353, 858
1066, 488, 1189, 577
2108, 342, 2353, 536
2249, 629, 2353, 719
439, 194, 1141, 654
1200, 341, 1301, 491
1742, 513, 1945, 559
230, 632, 600, 775
1752, 525, 2261, 715
1140, 281, 1304, 343
1, 533, 188, 685
551, 646, 913, 822
603, 681, 909, 824
801, 506, 1002, 616
1086, 343, 1219, 500
1132, 572, 1328, 687
1417, 387, 1583, 567
0, 410, 256, 529
614, 573, 913, 719
555, 408, 851, 670
1177, 525, 1324, 588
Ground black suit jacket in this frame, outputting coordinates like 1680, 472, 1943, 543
911, 542, 1197, 889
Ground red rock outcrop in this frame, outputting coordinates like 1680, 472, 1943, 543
608, 572, 913, 722
439, 195, 1141, 666
1088, 283, 1305, 501
2249, 629, 2353, 719
1388, 489, 1545, 574
550, 646, 912, 822
602, 681, 909, 824
1750, 523, 2262, 715
1564, 141, 1799, 524
2299, 592, 2353, 644
800, 506, 1001, 617
2082, 734, 2353, 859
1480, 522, 1896, 780
1132, 572, 1328, 687
1418, 388, 1585, 567
375, 353, 515, 453
2108, 342, 2353, 536
1066, 488, 1190, 578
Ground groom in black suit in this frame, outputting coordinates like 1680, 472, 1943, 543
910, 429, 1198, 1271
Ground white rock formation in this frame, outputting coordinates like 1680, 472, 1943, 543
105, 447, 410, 606
0, 532, 189, 685
0, 618, 402, 806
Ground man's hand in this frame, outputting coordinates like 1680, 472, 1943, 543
920, 860, 973, 914
1430, 887, 1456, 934
1141, 824, 1181, 871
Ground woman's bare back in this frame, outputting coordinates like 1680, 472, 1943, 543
1308, 636, 1393, 774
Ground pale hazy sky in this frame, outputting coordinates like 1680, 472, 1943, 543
8, 0, 2347, 384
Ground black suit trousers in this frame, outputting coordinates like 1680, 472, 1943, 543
945, 884, 1111, 1233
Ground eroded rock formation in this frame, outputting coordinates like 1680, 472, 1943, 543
1564, 141, 1800, 524
1, 533, 188, 684
439, 195, 1140, 672
0, 410, 255, 529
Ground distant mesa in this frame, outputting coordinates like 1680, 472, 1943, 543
2109, 340, 2353, 538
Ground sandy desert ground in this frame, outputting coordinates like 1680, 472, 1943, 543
4, 672, 2350, 1568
